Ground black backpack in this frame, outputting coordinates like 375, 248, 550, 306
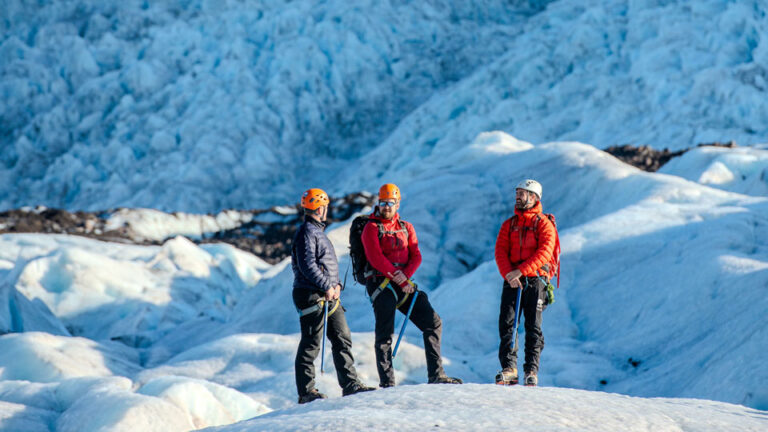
349, 215, 408, 284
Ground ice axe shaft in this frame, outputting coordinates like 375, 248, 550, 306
320, 300, 329, 374
511, 284, 523, 352
393, 283, 419, 359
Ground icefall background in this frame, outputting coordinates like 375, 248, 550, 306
1, 0, 766, 211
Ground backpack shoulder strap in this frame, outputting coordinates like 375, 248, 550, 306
533, 213, 556, 241
374, 220, 385, 238
504, 215, 517, 232
376, 219, 409, 239
398, 220, 409, 242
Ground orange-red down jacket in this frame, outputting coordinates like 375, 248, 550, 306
495, 201, 556, 278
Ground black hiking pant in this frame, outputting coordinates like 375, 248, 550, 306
366, 278, 445, 386
498, 277, 547, 374
293, 289, 359, 397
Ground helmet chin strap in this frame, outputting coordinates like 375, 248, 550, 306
516, 198, 537, 210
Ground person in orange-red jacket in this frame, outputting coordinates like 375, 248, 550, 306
362, 183, 462, 387
494, 179, 556, 387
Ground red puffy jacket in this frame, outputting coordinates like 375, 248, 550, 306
495, 201, 556, 278
361, 212, 421, 283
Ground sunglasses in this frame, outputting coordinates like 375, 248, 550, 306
378, 201, 397, 208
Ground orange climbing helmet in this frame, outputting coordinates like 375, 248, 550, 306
301, 188, 330, 210
378, 183, 401, 201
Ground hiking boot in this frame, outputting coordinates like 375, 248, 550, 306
380, 382, 395, 389
428, 375, 463, 384
298, 389, 327, 404
495, 368, 518, 385
342, 382, 377, 396
524, 372, 538, 387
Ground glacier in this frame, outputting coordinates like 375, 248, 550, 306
0, 0, 767, 430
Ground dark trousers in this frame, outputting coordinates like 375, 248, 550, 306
498, 277, 547, 374
366, 278, 445, 386
293, 289, 359, 397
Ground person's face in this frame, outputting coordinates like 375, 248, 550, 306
378, 199, 399, 219
515, 189, 537, 210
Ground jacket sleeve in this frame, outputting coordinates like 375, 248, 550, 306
494, 219, 513, 278
402, 222, 421, 280
362, 222, 399, 279
518, 216, 556, 276
295, 227, 334, 292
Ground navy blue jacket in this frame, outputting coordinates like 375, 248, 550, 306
291, 216, 339, 292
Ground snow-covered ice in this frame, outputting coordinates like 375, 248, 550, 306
660, 144, 768, 197
0, 134, 766, 430
204, 385, 768, 432
1, 0, 767, 430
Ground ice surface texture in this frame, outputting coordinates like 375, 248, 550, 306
1, 0, 767, 211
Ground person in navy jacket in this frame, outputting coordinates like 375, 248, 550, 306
291, 188, 375, 404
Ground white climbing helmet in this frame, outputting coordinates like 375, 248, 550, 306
515, 179, 542, 199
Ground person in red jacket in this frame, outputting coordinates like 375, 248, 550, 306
362, 183, 462, 387
494, 179, 556, 387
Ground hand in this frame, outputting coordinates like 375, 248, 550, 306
401, 280, 415, 294
505, 270, 522, 289
325, 284, 341, 301
391, 270, 407, 286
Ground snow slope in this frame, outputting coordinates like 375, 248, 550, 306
0, 234, 265, 343
0, 134, 766, 430
205, 385, 768, 432
660, 144, 768, 196
341, 132, 768, 408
